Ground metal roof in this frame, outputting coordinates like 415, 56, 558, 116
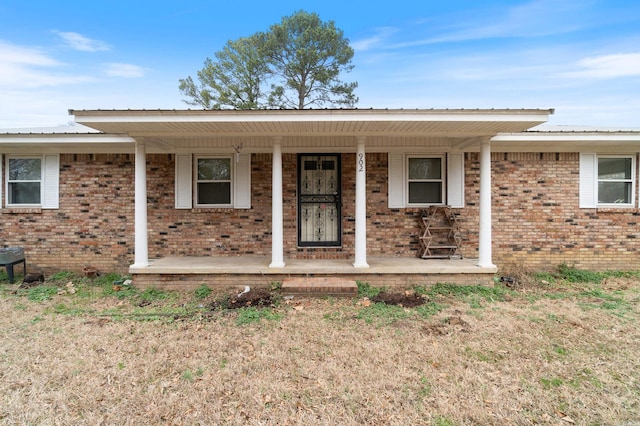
528, 124, 640, 133
0, 124, 101, 135
5, 108, 639, 153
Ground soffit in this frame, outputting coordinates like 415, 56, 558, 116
71, 108, 551, 139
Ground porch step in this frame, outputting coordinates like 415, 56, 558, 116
282, 277, 358, 297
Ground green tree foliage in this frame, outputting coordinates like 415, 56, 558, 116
264, 10, 357, 109
179, 35, 268, 109
179, 10, 358, 109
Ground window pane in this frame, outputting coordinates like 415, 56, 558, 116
198, 182, 231, 205
598, 158, 631, 180
304, 160, 317, 170
408, 182, 442, 204
408, 158, 441, 180
321, 160, 335, 170
8, 182, 41, 204
9, 158, 41, 180
197, 158, 231, 180
598, 182, 632, 204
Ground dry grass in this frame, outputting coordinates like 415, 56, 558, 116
1, 272, 639, 425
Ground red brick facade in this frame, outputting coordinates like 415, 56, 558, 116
489, 152, 640, 270
1, 154, 134, 273
1, 151, 639, 274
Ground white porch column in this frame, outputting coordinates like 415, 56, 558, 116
270, 139, 285, 268
132, 140, 149, 268
354, 137, 369, 268
477, 138, 495, 268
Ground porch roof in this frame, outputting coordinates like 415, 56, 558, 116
11, 108, 639, 153
68, 108, 552, 153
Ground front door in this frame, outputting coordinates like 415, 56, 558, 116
298, 154, 341, 247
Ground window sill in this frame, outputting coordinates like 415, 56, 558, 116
2, 207, 43, 214
191, 207, 234, 212
595, 206, 638, 213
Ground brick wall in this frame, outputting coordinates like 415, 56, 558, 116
146, 153, 273, 258
2, 151, 639, 274
146, 153, 434, 261
150, 151, 640, 271
485, 152, 640, 271
1, 154, 134, 274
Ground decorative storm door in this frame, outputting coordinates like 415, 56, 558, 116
298, 154, 341, 247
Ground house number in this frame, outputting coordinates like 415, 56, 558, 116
358, 153, 365, 172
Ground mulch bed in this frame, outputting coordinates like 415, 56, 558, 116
208, 288, 430, 310
371, 292, 426, 308
210, 288, 274, 310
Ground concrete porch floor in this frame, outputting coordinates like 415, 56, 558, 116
129, 256, 497, 289
130, 256, 497, 275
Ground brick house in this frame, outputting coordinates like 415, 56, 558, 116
1, 108, 639, 288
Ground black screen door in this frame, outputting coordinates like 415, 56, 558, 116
298, 154, 341, 247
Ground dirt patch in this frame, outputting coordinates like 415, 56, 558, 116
210, 287, 274, 310
601, 276, 635, 291
371, 291, 426, 308
422, 312, 469, 335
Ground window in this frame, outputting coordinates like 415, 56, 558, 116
175, 153, 251, 209
597, 156, 633, 205
195, 156, 232, 206
7, 157, 41, 205
407, 156, 444, 205
580, 153, 635, 208
3, 154, 59, 209
388, 153, 464, 208
6, 156, 42, 206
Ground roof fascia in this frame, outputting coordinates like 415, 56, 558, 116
493, 132, 640, 143
0, 134, 136, 154
491, 132, 640, 152
72, 109, 552, 125
0, 134, 135, 144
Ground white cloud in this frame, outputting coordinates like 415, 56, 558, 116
104, 63, 147, 78
0, 40, 96, 88
0, 62, 94, 88
55, 31, 110, 52
384, 0, 595, 49
0, 40, 59, 66
564, 53, 640, 79
352, 27, 397, 52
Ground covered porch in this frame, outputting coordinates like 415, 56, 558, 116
71, 108, 552, 288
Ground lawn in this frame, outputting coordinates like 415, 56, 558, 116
0, 266, 639, 425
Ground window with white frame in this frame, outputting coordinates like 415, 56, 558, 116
175, 153, 250, 209
195, 156, 232, 206
388, 153, 464, 208
597, 156, 634, 205
6, 156, 42, 206
407, 156, 445, 205
579, 153, 635, 208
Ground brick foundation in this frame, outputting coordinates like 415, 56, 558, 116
131, 272, 495, 290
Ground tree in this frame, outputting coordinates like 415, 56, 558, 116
179, 10, 358, 109
263, 10, 357, 109
179, 35, 269, 109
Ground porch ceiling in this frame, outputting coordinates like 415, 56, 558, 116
71, 108, 552, 152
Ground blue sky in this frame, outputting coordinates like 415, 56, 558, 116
1, 0, 639, 128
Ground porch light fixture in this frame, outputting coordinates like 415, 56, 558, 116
233, 143, 243, 162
